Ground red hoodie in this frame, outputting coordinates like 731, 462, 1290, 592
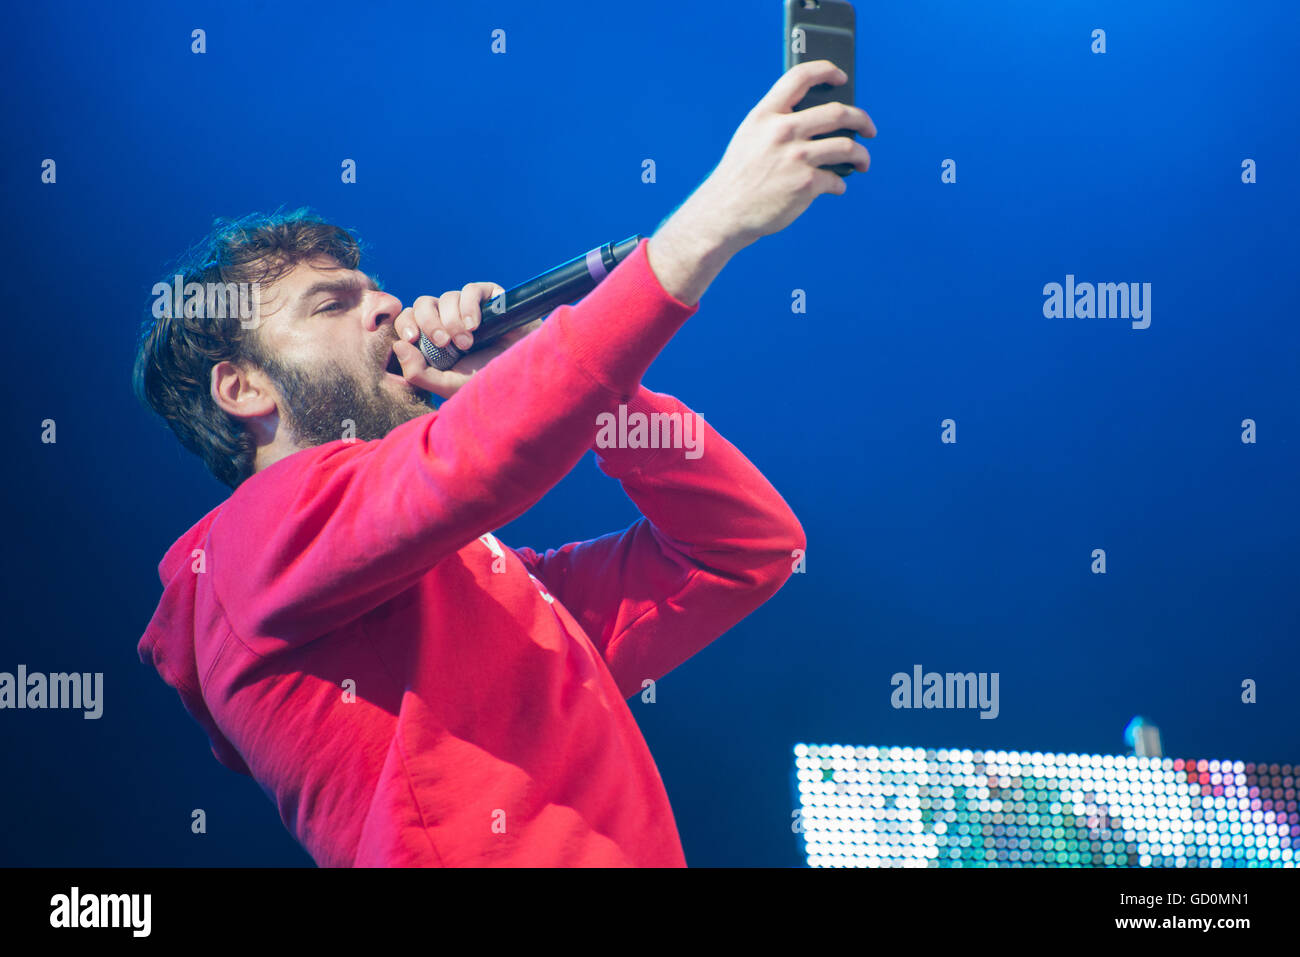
138, 238, 804, 867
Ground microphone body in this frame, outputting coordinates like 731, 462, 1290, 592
417, 235, 642, 371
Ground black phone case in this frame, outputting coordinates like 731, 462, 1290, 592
783, 0, 857, 177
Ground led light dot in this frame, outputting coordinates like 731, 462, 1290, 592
794, 744, 1298, 869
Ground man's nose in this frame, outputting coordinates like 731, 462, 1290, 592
365, 291, 404, 333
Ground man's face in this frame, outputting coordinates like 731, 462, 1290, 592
245, 256, 430, 447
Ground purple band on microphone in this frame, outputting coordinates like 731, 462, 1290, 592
585, 247, 607, 282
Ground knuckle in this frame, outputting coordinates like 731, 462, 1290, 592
770, 116, 797, 144
413, 298, 438, 325
439, 292, 463, 329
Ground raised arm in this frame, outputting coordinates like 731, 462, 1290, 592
213, 60, 873, 643
213, 240, 698, 642
513, 387, 806, 699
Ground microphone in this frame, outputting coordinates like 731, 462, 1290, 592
417, 235, 643, 371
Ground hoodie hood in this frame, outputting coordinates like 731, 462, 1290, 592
138, 506, 251, 776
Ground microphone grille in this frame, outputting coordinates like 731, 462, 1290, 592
418, 333, 462, 372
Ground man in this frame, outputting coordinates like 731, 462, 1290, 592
134, 61, 875, 866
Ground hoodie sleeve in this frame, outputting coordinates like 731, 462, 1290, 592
512, 388, 805, 699
137, 511, 254, 777
212, 239, 698, 645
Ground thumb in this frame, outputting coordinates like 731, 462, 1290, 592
391, 338, 464, 399
391, 337, 432, 378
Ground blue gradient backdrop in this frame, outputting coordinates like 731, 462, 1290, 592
2, 0, 1296, 866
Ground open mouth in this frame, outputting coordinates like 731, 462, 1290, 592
384, 350, 403, 378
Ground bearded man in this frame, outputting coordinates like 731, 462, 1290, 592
134, 61, 874, 866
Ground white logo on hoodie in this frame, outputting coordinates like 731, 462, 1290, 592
479, 533, 554, 604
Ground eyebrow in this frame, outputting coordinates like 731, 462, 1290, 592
294, 274, 382, 312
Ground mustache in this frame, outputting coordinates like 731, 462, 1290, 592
371, 329, 400, 367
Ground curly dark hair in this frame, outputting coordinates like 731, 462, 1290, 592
132, 208, 362, 489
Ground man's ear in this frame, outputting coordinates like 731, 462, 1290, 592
211, 359, 278, 422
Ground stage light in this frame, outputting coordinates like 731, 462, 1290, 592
792, 743, 1299, 867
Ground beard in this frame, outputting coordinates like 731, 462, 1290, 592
252, 335, 433, 448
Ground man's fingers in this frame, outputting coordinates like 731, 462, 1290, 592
800, 137, 871, 174
813, 167, 849, 196
396, 305, 430, 346
391, 337, 430, 378
391, 338, 464, 400
760, 59, 847, 114
458, 282, 505, 334
788, 100, 876, 140
395, 306, 416, 343
433, 290, 471, 351
443, 283, 507, 351
407, 296, 450, 348
399, 283, 505, 351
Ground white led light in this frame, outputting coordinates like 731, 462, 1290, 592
797, 746, 1295, 869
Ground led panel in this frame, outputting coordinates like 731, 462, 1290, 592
793, 744, 1298, 867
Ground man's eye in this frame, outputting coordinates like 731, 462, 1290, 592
316, 301, 343, 313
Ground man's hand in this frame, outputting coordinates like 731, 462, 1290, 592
648, 59, 876, 306
391, 283, 542, 400
697, 58, 875, 243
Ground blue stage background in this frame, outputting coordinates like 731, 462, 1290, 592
2, 0, 1296, 866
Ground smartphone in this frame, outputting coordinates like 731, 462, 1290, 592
783, 0, 857, 177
